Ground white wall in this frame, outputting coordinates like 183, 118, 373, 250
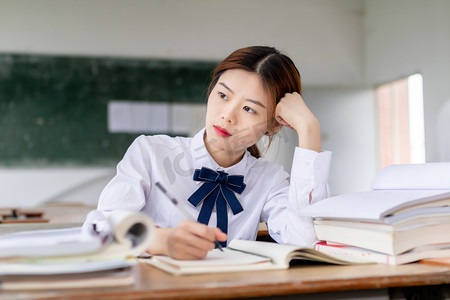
261, 87, 377, 195
304, 88, 377, 194
0, 0, 370, 208
0, 85, 376, 209
0, 0, 365, 87
364, 0, 450, 163
0, 168, 115, 208
1, 0, 448, 208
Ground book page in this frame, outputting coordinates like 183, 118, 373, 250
388, 198, 450, 215
106, 210, 155, 255
228, 240, 356, 266
315, 212, 450, 231
152, 247, 272, 270
0, 211, 154, 263
144, 240, 364, 275
0, 257, 136, 276
371, 162, 450, 190
300, 190, 450, 220
228, 240, 299, 267
81, 210, 155, 258
0, 227, 103, 258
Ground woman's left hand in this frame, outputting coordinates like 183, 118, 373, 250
274, 92, 322, 152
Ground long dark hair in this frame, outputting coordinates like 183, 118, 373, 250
207, 46, 302, 158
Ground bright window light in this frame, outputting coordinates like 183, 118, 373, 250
376, 73, 426, 168
407, 74, 426, 163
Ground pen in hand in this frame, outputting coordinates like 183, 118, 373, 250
155, 182, 224, 252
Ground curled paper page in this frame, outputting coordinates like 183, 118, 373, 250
106, 210, 155, 255
83, 210, 155, 257
0, 211, 154, 259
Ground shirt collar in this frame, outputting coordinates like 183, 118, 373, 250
191, 128, 251, 177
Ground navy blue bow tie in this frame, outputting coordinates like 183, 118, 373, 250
188, 167, 246, 247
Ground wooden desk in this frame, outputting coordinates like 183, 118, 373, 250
1, 260, 449, 299
1, 204, 449, 299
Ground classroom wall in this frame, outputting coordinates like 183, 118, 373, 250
1, 0, 448, 208
304, 88, 377, 195
0, 86, 375, 209
0, 0, 365, 87
0, 0, 371, 208
263, 87, 377, 196
364, 0, 450, 163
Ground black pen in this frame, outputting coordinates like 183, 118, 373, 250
155, 182, 224, 252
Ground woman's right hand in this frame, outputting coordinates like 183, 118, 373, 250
275, 92, 322, 152
147, 220, 227, 260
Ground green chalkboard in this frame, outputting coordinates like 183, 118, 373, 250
0, 54, 216, 166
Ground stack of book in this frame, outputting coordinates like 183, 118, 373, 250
0, 210, 154, 290
301, 162, 450, 265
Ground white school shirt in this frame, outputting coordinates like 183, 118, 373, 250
97, 128, 331, 247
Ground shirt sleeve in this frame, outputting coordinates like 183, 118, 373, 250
97, 136, 151, 213
266, 147, 332, 247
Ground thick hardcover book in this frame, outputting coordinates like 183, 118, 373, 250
300, 162, 450, 257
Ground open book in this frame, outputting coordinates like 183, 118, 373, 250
141, 239, 367, 276
299, 189, 450, 222
300, 162, 450, 222
0, 210, 154, 275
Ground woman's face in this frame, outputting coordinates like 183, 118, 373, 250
204, 69, 275, 164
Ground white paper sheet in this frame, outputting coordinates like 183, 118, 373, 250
300, 189, 450, 220
108, 100, 170, 133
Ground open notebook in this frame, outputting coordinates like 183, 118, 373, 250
140, 239, 366, 275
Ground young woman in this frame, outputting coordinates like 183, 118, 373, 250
97, 46, 331, 260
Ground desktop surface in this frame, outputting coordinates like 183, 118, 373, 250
0, 260, 449, 299
1, 203, 449, 299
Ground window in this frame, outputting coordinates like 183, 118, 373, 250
376, 74, 425, 168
